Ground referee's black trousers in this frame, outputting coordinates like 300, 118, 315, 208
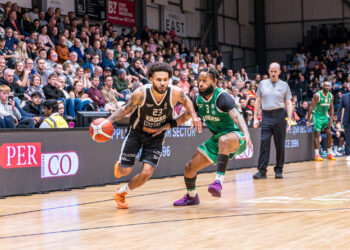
257, 109, 286, 174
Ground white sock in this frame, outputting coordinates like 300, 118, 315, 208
315, 149, 319, 156
117, 184, 130, 194
328, 148, 332, 154
215, 172, 225, 184
187, 189, 197, 197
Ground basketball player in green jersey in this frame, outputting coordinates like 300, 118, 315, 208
173, 68, 252, 206
306, 81, 336, 161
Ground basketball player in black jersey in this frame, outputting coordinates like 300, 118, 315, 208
107, 63, 202, 209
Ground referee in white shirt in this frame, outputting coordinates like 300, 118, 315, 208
253, 62, 293, 179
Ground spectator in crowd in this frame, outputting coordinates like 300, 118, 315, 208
4, 27, 17, 52
102, 49, 117, 71
0, 68, 27, 104
23, 91, 44, 117
296, 100, 309, 125
87, 75, 105, 109
179, 70, 190, 94
35, 58, 49, 86
25, 39, 37, 60
68, 80, 91, 111
38, 25, 55, 50
67, 51, 80, 71
56, 36, 69, 63
5, 10, 27, 37
43, 73, 64, 99
14, 61, 30, 87
69, 38, 85, 63
0, 84, 21, 128
83, 54, 100, 76
39, 99, 68, 128
62, 62, 74, 89
113, 68, 131, 102
0, 57, 6, 78
128, 58, 148, 84
87, 39, 102, 63
101, 75, 119, 107
0, 34, 17, 67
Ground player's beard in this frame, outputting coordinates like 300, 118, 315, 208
199, 84, 214, 98
153, 85, 167, 94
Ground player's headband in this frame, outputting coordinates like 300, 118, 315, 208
201, 67, 219, 79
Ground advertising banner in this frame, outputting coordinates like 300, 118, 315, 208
163, 10, 187, 37
0, 126, 313, 197
107, 0, 135, 27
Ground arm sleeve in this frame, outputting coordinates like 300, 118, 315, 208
285, 84, 292, 100
256, 82, 262, 98
216, 92, 236, 113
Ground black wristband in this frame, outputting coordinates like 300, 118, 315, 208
169, 119, 177, 128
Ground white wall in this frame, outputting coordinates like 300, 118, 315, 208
217, 0, 256, 70
146, 0, 201, 38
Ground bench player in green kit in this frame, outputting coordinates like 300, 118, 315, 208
306, 81, 336, 161
174, 68, 252, 206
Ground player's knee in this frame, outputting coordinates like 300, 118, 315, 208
141, 167, 154, 179
119, 167, 132, 176
185, 162, 193, 173
219, 136, 230, 146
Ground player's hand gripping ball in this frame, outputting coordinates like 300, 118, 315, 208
89, 118, 114, 142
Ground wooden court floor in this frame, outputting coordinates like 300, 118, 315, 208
1, 158, 350, 249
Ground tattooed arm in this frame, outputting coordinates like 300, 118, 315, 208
228, 108, 252, 148
173, 86, 202, 133
107, 87, 144, 123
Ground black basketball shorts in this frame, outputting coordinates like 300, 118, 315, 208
118, 128, 165, 168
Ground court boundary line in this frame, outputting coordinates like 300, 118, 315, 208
1, 207, 350, 239
0, 166, 319, 218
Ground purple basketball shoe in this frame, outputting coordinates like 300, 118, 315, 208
208, 180, 222, 197
173, 194, 200, 206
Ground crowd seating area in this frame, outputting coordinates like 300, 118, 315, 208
0, 2, 349, 154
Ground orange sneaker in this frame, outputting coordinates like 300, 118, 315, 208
327, 153, 336, 160
314, 154, 323, 161
114, 162, 121, 178
113, 188, 129, 209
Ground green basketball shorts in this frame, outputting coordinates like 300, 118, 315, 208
312, 115, 329, 132
197, 131, 247, 164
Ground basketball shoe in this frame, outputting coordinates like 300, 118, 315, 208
327, 153, 336, 160
173, 194, 200, 206
208, 180, 222, 197
314, 154, 323, 161
113, 188, 129, 209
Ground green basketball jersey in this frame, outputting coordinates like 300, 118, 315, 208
196, 88, 240, 134
313, 90, 332, 116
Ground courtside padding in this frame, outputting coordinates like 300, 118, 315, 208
0, 126, 313, 197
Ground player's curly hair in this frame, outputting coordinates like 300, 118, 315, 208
148, 62, 173, 78
200, 67, 220, 80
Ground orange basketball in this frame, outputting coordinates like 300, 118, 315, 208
89, 118, 114, 143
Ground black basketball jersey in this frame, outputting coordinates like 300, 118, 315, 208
129, 85, 174, 131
